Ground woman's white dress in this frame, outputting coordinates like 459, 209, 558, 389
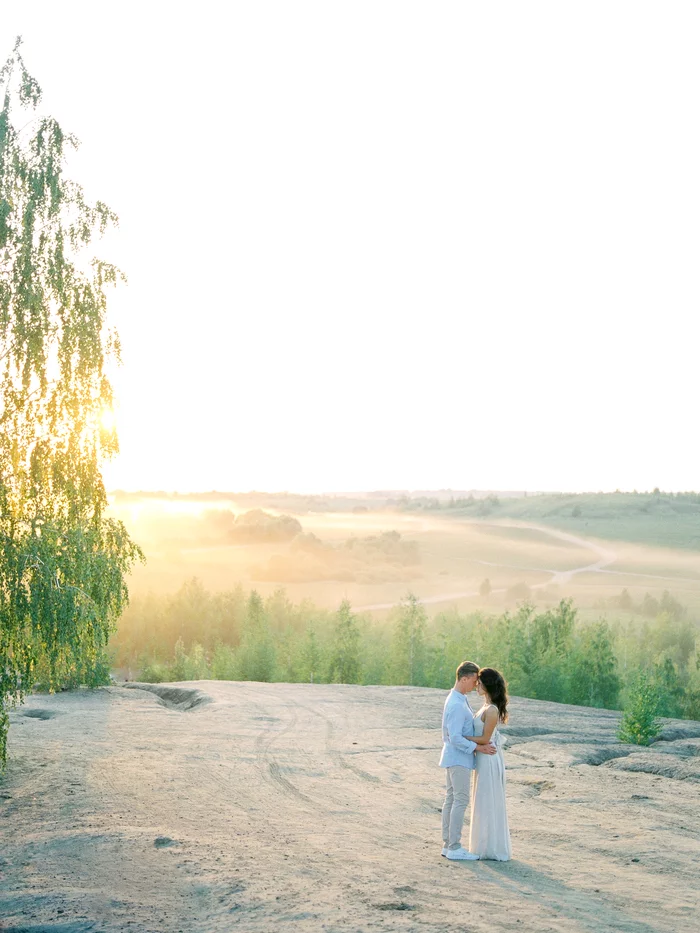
468, 705, 512, 861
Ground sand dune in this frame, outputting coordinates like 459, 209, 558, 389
2, 683, 699, 932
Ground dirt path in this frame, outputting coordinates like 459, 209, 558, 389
356, 520, 619, 611
355, 519, 700, 610
2, 682, 700, 933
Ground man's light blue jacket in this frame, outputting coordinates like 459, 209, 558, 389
439, 688, 477, 769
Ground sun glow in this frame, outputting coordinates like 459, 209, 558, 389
9, 5, 698, 495
99, 406, 117, 433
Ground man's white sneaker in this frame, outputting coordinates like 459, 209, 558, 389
441, 846, 448, 857
445, 847, 479, 861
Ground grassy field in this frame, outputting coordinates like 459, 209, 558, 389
109, 492, 700, 618
450, 490, 700, 551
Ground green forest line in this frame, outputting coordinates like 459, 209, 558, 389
35, 581, 700, 737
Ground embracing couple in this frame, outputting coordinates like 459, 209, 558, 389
440, 660, 511, 861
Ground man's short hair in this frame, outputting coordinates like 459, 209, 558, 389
456, 660, 479, 680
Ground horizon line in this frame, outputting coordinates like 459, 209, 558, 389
106, 487, 699, 498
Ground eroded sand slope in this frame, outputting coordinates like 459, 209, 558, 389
2, 682, 699, 933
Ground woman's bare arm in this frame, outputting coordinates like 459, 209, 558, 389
479, 706, 499, 743
464, 707, 499, 743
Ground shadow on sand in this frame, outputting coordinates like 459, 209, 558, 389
478, 859, 660, 933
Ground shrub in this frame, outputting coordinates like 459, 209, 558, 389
618, 675, 661, 745
140, 661, 170, 684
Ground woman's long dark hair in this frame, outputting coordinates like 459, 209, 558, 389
478, 668, 509, 723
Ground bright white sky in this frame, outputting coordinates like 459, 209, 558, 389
3, 3, 699, 493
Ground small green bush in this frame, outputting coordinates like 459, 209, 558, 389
618, 675, 661, 745
139, 661, 170, 684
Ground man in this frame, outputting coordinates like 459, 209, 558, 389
440, 660, 496, 860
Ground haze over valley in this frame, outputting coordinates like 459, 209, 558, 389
2, 5, 700, 932
109, 488, 700, 617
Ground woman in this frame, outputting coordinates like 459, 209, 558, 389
467, 667, 512, 861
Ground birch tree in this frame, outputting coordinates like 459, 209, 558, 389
0, 39, 142, 766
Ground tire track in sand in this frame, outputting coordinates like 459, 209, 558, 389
295, 702, 380, 784
253, 701, 323, 808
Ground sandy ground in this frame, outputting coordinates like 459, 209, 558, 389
2, 683, 700, 933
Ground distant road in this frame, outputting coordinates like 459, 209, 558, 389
354, 520, 622, 611
356, 518, 700, 611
